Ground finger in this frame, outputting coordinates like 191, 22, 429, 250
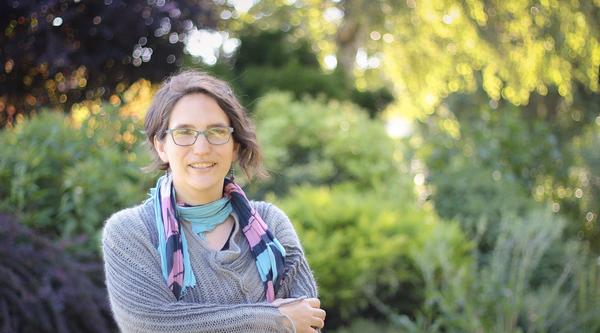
306, 298, 321, 308
299, 327, 317, 333
309, 316, 325, 329
313, 308, 326, 320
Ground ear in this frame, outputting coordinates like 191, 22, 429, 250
154, 135, 169, 163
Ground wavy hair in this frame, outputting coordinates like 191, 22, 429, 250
143, 70, 266, 180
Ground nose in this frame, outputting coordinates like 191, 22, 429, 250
191, 133, 212, 153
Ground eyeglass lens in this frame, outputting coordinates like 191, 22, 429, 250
171, 127, 231, 146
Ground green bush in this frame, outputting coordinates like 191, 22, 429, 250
0, 108, 152, 253
431, 160, 531, 223
416, 100, 578, 253
418, 96, 600, 247
350, 87, 395, 119
238, 62, 352, 106
429, 160, 536, 253
249, 92, 400, 198
330, 318, 400, 333
429, 94, 565, 192
400, 208, 600, 333
272, 183, 471, 328
566, 126, 600, 251
421, 106, 554, 218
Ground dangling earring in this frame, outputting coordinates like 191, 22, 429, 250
228, 167, 235, 181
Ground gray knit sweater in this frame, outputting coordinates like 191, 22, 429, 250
102, 199, 319, 333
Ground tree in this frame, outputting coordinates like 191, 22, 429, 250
0, 0, 216, 127
215, 0, 600, 242
217, 0, 390, 77
380, 0, 600, 116
217, 0, 599, 117
191, 27, 394, 116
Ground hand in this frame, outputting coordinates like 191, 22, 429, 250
277, 298, 326, 333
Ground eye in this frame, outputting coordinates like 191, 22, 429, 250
207, 127, 230, 136
174, 128, 197, 136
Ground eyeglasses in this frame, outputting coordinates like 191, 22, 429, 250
165, 126, 234, 146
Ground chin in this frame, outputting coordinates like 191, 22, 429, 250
188, 177, 225, 192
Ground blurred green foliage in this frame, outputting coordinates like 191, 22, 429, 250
0, 108, 152, 253
330, 318, 401, 333
191, 29, 394, 117
0, 85, 597, 331
272, 183, 470, 328
233, 29, 321, 70
236, 62, 350, 106
248, 92, 399, 197
399, 208, 600, 333
223, 0, 599, 120
1, 2, 599, 329
562, 126, 600, 240
248, 91, 471, 327
417, 91, 599, 250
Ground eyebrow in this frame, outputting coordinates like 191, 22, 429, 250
170, 122, 230, 129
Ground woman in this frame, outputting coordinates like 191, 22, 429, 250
102, 70, 325, 333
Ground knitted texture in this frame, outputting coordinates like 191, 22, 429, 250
102, 200, 319, 333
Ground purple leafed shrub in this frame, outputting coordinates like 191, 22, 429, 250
0, 213, 116, 333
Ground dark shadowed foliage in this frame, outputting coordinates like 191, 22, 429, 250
195, 29, 394, 116
0, 213, 117, 333
0, 0, 216, 127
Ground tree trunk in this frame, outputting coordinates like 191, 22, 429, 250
335, 0, 362, 78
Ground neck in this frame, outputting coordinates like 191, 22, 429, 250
172, 182, 224, 206
178, 193, 222, 206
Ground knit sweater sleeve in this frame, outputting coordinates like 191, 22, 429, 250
257, 203, 319, 300
102, 206, 294, 333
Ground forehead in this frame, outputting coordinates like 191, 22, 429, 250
168, 93, 230, 128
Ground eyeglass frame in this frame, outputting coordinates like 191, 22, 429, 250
164, 126, 234, 146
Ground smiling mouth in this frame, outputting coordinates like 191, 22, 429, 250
189, 162, 217, 169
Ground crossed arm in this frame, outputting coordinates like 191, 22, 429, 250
102, 204, 324, 333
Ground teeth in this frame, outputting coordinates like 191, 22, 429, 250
189, 162, 216, 168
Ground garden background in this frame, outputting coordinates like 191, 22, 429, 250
1, 0, 599, 332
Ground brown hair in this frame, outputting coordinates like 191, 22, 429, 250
143, 70, 267, 180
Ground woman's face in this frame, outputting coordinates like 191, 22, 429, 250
154, 93, 237, 205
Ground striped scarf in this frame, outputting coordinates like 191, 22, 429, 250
151, 174, 286, 301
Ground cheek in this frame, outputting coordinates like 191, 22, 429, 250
169, 148, 187, 166
159, 142, 186, 166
